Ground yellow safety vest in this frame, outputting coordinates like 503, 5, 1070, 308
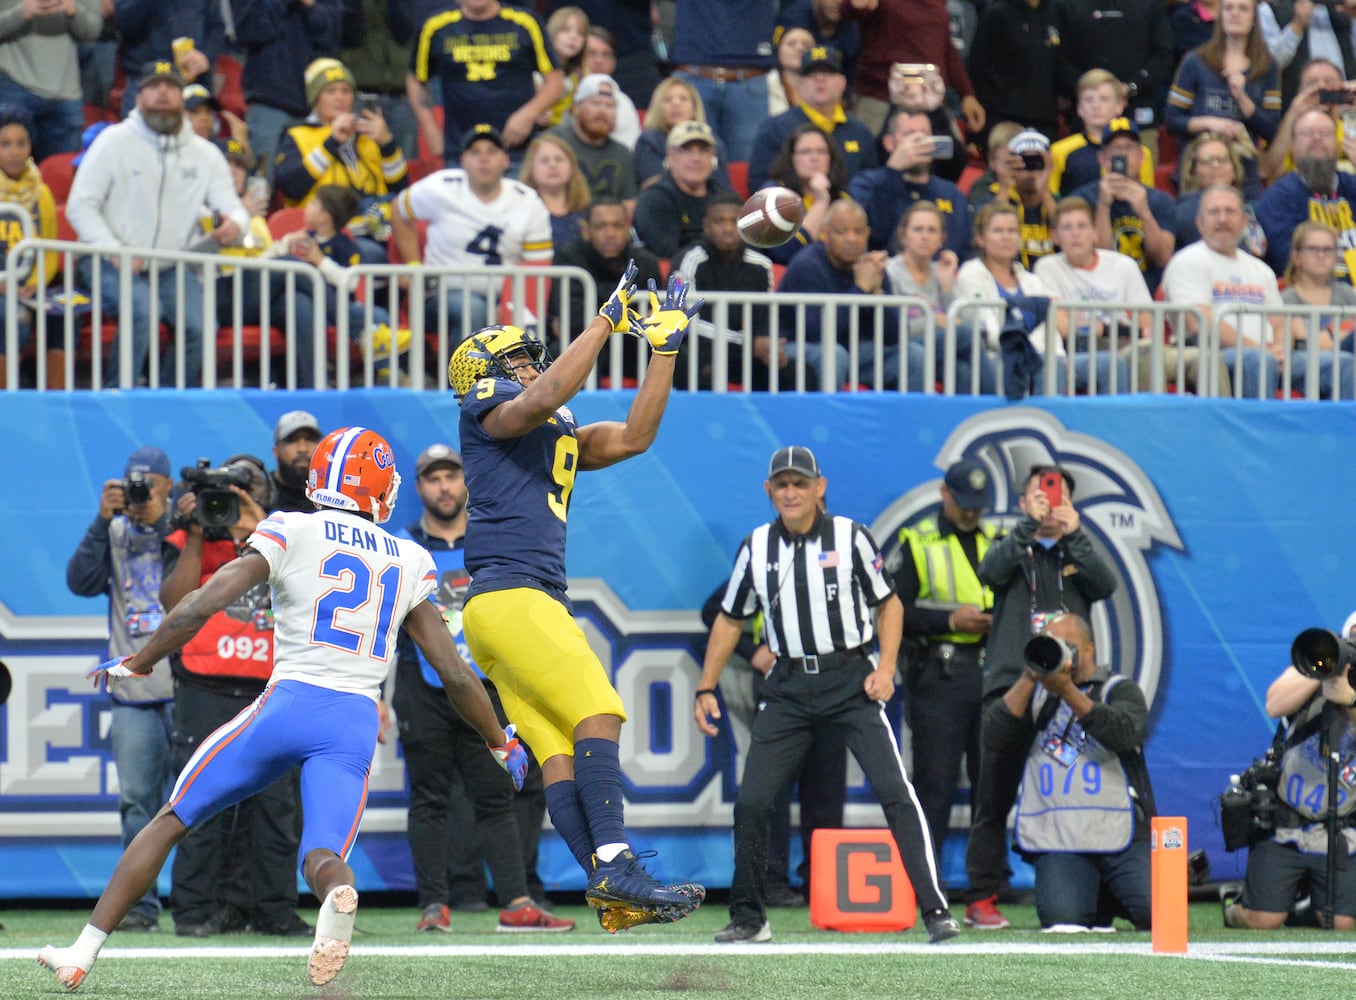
897, 517, 996, 644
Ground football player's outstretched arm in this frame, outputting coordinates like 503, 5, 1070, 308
126, 551, 271, 675
403, 600, 507, 747
576, 275, 703, 471
481, 263, 639, 440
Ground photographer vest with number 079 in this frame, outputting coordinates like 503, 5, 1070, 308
169, 534, 275, 681
1014, 676, 1136, 853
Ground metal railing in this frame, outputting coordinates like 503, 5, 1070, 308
4, 232, 1356, 401
1214, 303, 1356, 401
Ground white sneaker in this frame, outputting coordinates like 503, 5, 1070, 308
37, 944, 92, 992
308, 885, 359, 987
1042, 923, 1091, 933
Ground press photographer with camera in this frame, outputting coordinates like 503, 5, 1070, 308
963, 465, 1119, 929
65, 446, 177, 932
1220, 616, 1356, 930
157, 455, 309, 938
986, 613, 1155, 931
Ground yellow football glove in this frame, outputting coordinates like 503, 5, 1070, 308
598, 259, 639, 333
634, 275, 704, 356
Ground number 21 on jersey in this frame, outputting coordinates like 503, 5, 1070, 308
311, 551, 403, 659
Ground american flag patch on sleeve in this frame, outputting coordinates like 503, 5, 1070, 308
818, 551, 839, 568
871, 554, 884, 572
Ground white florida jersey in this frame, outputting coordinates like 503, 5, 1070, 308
249, 509, 437, 699
397, 170, 553, 280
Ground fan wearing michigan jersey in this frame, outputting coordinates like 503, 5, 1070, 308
39, 428, 528, 993
447, 264, 704, 932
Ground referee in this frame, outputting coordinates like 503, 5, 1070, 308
694, 446, 960, 945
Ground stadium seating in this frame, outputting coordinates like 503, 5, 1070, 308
727, 161, 749, 200
39, 153, 78, 206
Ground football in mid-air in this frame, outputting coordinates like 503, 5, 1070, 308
736, 187, 805, 249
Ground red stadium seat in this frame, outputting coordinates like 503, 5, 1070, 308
213, 55, 247, 119
957, 164, 984, 196
1154, 163, 1178, 196
267, 207, 307, 241
727, 161, 750, 199
39, 153, 78, 206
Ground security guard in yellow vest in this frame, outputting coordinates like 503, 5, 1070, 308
893, 459, 999, 853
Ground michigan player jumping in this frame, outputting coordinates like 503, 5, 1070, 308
39, 428, 528, 992
448, 265, 704, 932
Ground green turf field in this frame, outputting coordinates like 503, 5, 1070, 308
5, 901, 1356, 999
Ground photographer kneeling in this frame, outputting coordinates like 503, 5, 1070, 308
1223, 624, 1356, 930
987, 612, 1155, 931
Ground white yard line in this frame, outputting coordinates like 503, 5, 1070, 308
3, 940, 1356, 960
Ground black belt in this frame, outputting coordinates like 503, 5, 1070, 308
778, 646, 871, 674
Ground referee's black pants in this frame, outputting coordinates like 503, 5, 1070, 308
729, 656, 949, 929
393, 663, 542, 909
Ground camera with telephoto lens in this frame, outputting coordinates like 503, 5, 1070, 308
1024, 634, 1078, 676
122, 470, 151, 506
180, 459, 254, 530
1291, 627, 1356, 685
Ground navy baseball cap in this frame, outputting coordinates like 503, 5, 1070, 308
124, 445, 171, 478
1102, 116, 1140, 143
768, 446, 821, 479
944, 459, 992, 510
461, 123, 506, 154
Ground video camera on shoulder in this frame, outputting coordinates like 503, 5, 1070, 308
180, 458, 254, 530
1291, 627, 1356, 685
1024, 633, 1077, 677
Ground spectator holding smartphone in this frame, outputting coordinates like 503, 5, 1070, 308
1069, 117, 1176, 295
274, 58, 409, 264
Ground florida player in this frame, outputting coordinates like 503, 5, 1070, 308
448, 266, 703, 932
39, 428, 527, 992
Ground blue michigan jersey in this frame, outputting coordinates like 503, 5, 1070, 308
459, 377, 577, 596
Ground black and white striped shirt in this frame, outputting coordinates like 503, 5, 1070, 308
718, 513, 895, 659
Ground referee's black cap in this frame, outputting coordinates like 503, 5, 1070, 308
768, 445, 821, 480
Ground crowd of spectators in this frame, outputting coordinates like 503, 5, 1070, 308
3, 0, 1356, 395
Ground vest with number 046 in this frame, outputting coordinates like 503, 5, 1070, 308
1014, 676, 1135, 853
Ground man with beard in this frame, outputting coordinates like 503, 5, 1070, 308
391, 444, 573, 934
1257, 107, 1356, 279
548, 74, 637, 215
66, 60, 247, 387
270, 412, 322, 512
847, 108, 970, 257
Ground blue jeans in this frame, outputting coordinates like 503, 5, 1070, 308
785, 339, 851, 390
1224, 347, 1280, 399
1290, 349, 1356, 400
1036, 352, 1133, 395
79, 257, 206, 387
676, 72, 769, 163
246, 104, 304, 182
0, 76, 83, 162
933, 323, 999, 395
858, 341, 930, 391
378, 95, 418, 170
1033, 841, 1152, 929
110, 700, 175, 919
422, 284, 489, 344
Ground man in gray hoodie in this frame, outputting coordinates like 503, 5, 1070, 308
66, 60, 247, 387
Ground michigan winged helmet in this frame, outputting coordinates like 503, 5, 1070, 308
447, 326, 551, 397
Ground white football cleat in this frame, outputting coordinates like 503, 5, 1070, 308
308, 885, 359, 987
38, 945, 92, 992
